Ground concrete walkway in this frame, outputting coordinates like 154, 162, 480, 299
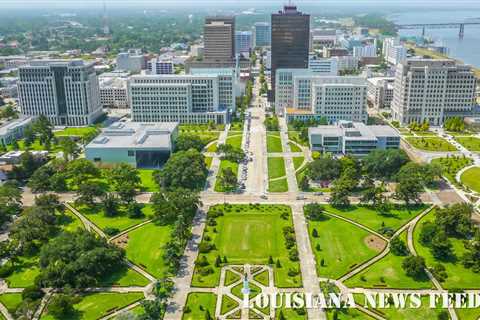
279, 117, 299, 193
205, 124, 230, 192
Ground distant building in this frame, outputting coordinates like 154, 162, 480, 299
99, 72, 129, 108
116, 49, 144, 73
334, 56, 359, 71
275, 68, 368, 123
235, 31, 253, 55
308, 121, 400, 156
383, 38, 407, 65
203, 16, 235, 63
310, 29, 337, 50
190, 44, 204, 58
0, 150, 48, 164
391, 59, 477, 126
308, 56, 338, 75
0, 116, 34, 146
147, 58, 174, 75
85, 122, 178, 168
254, 22, 271, 47
271, 4, 310, 101
323, 47, 349, 58
367, 77, 395, 109
18, 60, 103, 126
353, 44, 377, 58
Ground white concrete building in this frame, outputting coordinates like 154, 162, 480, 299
308, 120, 400, 156
310, 29, 337, 50
308, 56, 338, 75
353, 44, 377, 58
383, 37, 407, 66
275, 69, 368, 123
99, 72, 129, 108
0, 116, 34, 146
367, 77, 395, 109
391, 59, 477, 126
333, 56, 359, 72
147, 58, 174, 75
18, 60, 103, 126
85, 121, 178, 168
116, 49, 144, 73
129, 68, 237, 124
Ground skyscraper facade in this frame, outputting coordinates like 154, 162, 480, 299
254, 22, 271, 47
271, 4, 310, 101
235, 31, 253, 55
203, 16, 235, 63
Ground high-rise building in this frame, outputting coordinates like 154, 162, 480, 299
147, 58, 174, 75
203, 16, 235, 63
235, 31, 253, 55
116, 49, 144, 73
271, 4, 310, 101
275, 68, 368, 123
383, 37, 407, 65
18, 60, 103, 126
391, 59, 477, 126
254, 22, 271, 47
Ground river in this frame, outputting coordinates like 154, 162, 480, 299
388, 9, 480, 68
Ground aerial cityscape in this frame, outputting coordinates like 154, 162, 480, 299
1, 0, 480, 319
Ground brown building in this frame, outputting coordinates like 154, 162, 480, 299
203, 16, 235, 63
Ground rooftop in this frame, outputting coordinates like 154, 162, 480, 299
309, 121, 399, 140
87, 122, 178, 150
0, 116, 34, 137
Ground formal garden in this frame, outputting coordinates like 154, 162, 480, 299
267, 132, 283, 153
455, 136, 480, 151
460, 166, 480, 193
431, 155, 473, 186
267, 157, 288, 192
404, 137, 457, 152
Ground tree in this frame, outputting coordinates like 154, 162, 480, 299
33, 115, 54, 148
154, 149, 208, 190
67, 159, 100, 188
435, 204, 473, 238
35, 194, 64, 215
127, 202, 144, 218
363, 149, 409, 180
299, 175, 309, 191
150, 188, 201, 225
106, 164, 141, 203
390, 237, 408, 256
394, 176, 423, 206
175, 135, 206, 152
396, 162, 441, 187
304, 203, 325, 221
419, 221, 437, 246
58, 137, 80, 161
47, 294, 74, 319
218, 167, 237, 191
307, 156, 341, 182
462, 231, 480, 272
402, 255, 426, 279
102, 193, 119, 217
28, 166, 55, 193
444, 117, 465, 132
360, 177, 386, 207
75, 181, 106, 208
329, 176, 353, 208
430, 230, 454, 260
0, 180, 22, 224
23, 126, 36, 147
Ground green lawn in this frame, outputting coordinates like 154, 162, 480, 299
413, 210, 480, 289
289, 142, 302, 152
221, 295, 238, 315
225, 270, 241, 286
41, 292, 144, 320
431, 156, 472, 185
182, 293, 217, 320
74, 204, 152, 234
460, 166, 480, 193
405, 137, 456, 152
456, 308, 480, 320
455, 137, 480, 151
253, 270, 269, 286
206, 142, 217, 152
7, 139, 61, 153
267, 133, 283, 153
205, 157, 212, 169
230, 121, 244, 131
293, 157, 305, 171
214, 160, 239, 192
288, 131, 308, 147
192, 204, 302, 288
268, 178, 289, 192
308, 215, 385, 279
324, 204, 429, 235
267, 157, 286, 179
138, 169, 159, 192
0, 293, 23, 315
325, 308, 371, 319
59, 209, 84, 232
179, 124, 225, 132
344, 232, 433, 289
125, 222, 173, 278
98, 267, 150, 287
54, 126, 98, 138
5, 255, 40, 288
226, 134, 243, 149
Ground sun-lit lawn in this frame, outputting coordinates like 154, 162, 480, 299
413, 210, 480, 289
54, 126, 98, 138
324, 204, 429, 235
125, 222, 173, 278
98, 266, 150, 287
214, 160, 239, 192
59, 209, 85, 232
6, 139, 61, 153
293, 157, 305, 171
73, 204, 153, 234
269, 178, 289, 192
192, 204, 302, 288
308, 214, 385, 279
267, 157, 286, 180
5, 255, 40, 288
138, 169, 159, 192
267, 132, 283, 153
460, 166, 480, 193
41, 292, 144, 320
205, 157, 212, 169
206, 142, 217, 152
0, 293, 23, 315
456, 307, 480, 320
226, 134, 243, 149
179, 124, 225, 132
182, 293, 217, 320
405, 137, 456, 152
431, 156, 472, 186
288, 131, 308, 147
324, 308, 370, 320
455, 137, 480, 151
289, 142, 302, 152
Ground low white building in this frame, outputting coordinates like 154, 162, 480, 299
383, 38, 407, 66
147, 58, 174, 75
116, 49, 144, 73
85, 121, 178, 168
0, 116, 34, 146
353, 44, 377, 58
308, 121, 400, 156
99, 72, 129, 108
367, 77, 395, 109
308, 56, 338, 75
0, 150, 48, 164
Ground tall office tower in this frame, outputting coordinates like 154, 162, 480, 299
391, 59, 477, 126
254, 22, 271, 47
235, 31, 253, 55
271, 4, 310, 101
18, 60, 103, 126
203, 16, 235, 63
147, 58, 174, 75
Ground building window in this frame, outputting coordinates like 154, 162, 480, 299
128, 150, 135, 157
93, 157, 101, 162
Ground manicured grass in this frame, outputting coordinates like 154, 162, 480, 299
293, 157, 305, 171
431, 156, 472, 186
7, 139, 61, 153
226, 134, 243, 149
179, 124, 225, 132
460, 166, 480, 193
98, 267, 150, 287
221, 295, 238, 315
192, 204, 302, 288
214, 160, 239, 192
325, 308, 371, 319
0, 293, 23, 315
231, 281, 261, 300
230, 121, 244, 131
253, 270, 269, 286
308, 214, 385, 279
413, 210, 480, 289
125, 222, 173, 278
74, 204, 152, 234
268, 178, 289, 192
205, 157, 212, 169
344, 232, 433, 289
41, 292, 144, 320
59, 209, 84, 232
324, 204, 429, 235
225, 270, 241, 286
138, 169, 159, 192
182, 293, 217, 320
456, 308, 480, 320
206, 142, 217, 152
5, 255, 40, 288
267, 133, 283, 153
267, 157, 286, 180
276, 308, 308, 319
289, 142, 302, 152
455, 137, 480, 151
288, 131, 308, 147
405, 137, 456, 152
54, 126, 98, 138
